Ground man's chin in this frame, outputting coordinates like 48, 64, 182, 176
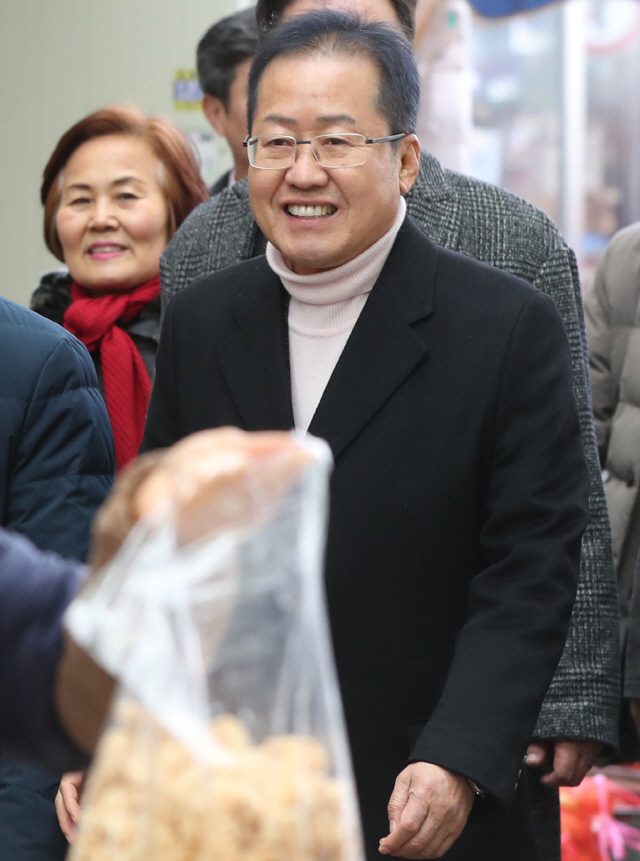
287, 256, 340, 276
279, 243, 349, 276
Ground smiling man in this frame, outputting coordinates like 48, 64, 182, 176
161, 2, 619, 850
143, 13, 589, 859
246, 61, 416, 270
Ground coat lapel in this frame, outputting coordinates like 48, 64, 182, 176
217, 263, 295, 431
308, 219, 437, 460
217, 219, 440, 456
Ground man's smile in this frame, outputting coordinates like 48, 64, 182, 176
286, 204, 338, 218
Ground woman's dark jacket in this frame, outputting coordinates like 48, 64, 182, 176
30, 270, 161, 386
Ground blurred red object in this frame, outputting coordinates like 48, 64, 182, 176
561, 774, 640, 860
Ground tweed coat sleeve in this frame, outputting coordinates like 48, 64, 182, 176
4, 332, 115, 562
626, 549, 640, 697
406, 162, 620, 749
526, 247, 619, 749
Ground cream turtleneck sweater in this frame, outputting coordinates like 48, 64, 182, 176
266, 197, 406, 432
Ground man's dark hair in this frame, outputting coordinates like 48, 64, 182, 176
197, 7, 260, 105
247, 11, 420, 137
255, 0, 417, 42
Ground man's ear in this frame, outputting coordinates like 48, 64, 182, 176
202, 93, 228, 136
398, 134, 421, 195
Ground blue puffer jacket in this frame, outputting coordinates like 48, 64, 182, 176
0, 529, 86, 773
0, 295, 114, 559
0, 296, 114, 860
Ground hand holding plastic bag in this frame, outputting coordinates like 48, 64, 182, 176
64, 428, 365, 861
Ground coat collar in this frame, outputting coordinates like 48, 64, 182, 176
210, 180, 263, 267
405, 153, 461, 251
218, 217, 438, 459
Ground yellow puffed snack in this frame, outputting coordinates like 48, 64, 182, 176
70, 700, 347, 861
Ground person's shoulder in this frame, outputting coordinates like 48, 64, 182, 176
601, 221, 640, 256
167, 254, 272, 316
404, 216, 538, 301
167, 180, 252, 254
0, 295, 74, 348
435, 246, 562, 353
435, 235, 541, 309
165, 195, 222, 255
398, 218, 546, 338
591, 221, 640, 298
29, 269, 72, 325
410, 155, 570, 276
0, 296, 96, 387
446, 168, 565, 246
161, 180, 254, 295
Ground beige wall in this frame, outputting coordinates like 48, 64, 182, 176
0, 0, 238, 307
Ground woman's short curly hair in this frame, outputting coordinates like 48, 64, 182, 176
41, 105, 209, 261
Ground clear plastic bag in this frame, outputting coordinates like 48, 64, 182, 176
65, 430, 364, 861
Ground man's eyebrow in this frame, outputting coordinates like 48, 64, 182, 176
263, 114, 299, 126
316, 114, 356, 125
261, 114, 357, 126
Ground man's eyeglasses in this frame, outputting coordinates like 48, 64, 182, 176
243, 133, 407, 169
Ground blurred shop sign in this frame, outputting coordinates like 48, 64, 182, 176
173, 70, 203, 111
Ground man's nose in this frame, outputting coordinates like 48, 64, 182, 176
285, 143, 329, 187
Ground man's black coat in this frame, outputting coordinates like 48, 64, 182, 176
143, 218, 589, 860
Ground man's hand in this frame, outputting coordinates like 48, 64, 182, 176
525, 739, 602, 787
379, 762, 475, 858
55, 770, 85, 842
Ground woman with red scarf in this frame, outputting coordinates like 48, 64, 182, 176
17, 106, 208, 861
33, 106, 208, 471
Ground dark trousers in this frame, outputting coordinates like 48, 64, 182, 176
526, 769, 561, 861
0, 757, 67, 861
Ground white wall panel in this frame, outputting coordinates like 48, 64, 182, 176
0, 0, 235, 306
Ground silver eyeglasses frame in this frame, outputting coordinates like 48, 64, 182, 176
243, 132, 408, 169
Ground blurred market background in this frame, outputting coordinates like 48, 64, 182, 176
1, 0, 638, 305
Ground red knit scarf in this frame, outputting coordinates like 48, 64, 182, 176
64, 277, 161, 471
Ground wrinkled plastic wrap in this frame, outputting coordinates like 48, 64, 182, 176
65, 431, 364, 861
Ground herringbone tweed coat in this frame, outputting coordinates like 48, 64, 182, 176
160, 152, 619, 750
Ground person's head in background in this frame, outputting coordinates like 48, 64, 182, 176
197, 7, 260, 188
255, 0, 416, 42
41, 106, 208, 294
